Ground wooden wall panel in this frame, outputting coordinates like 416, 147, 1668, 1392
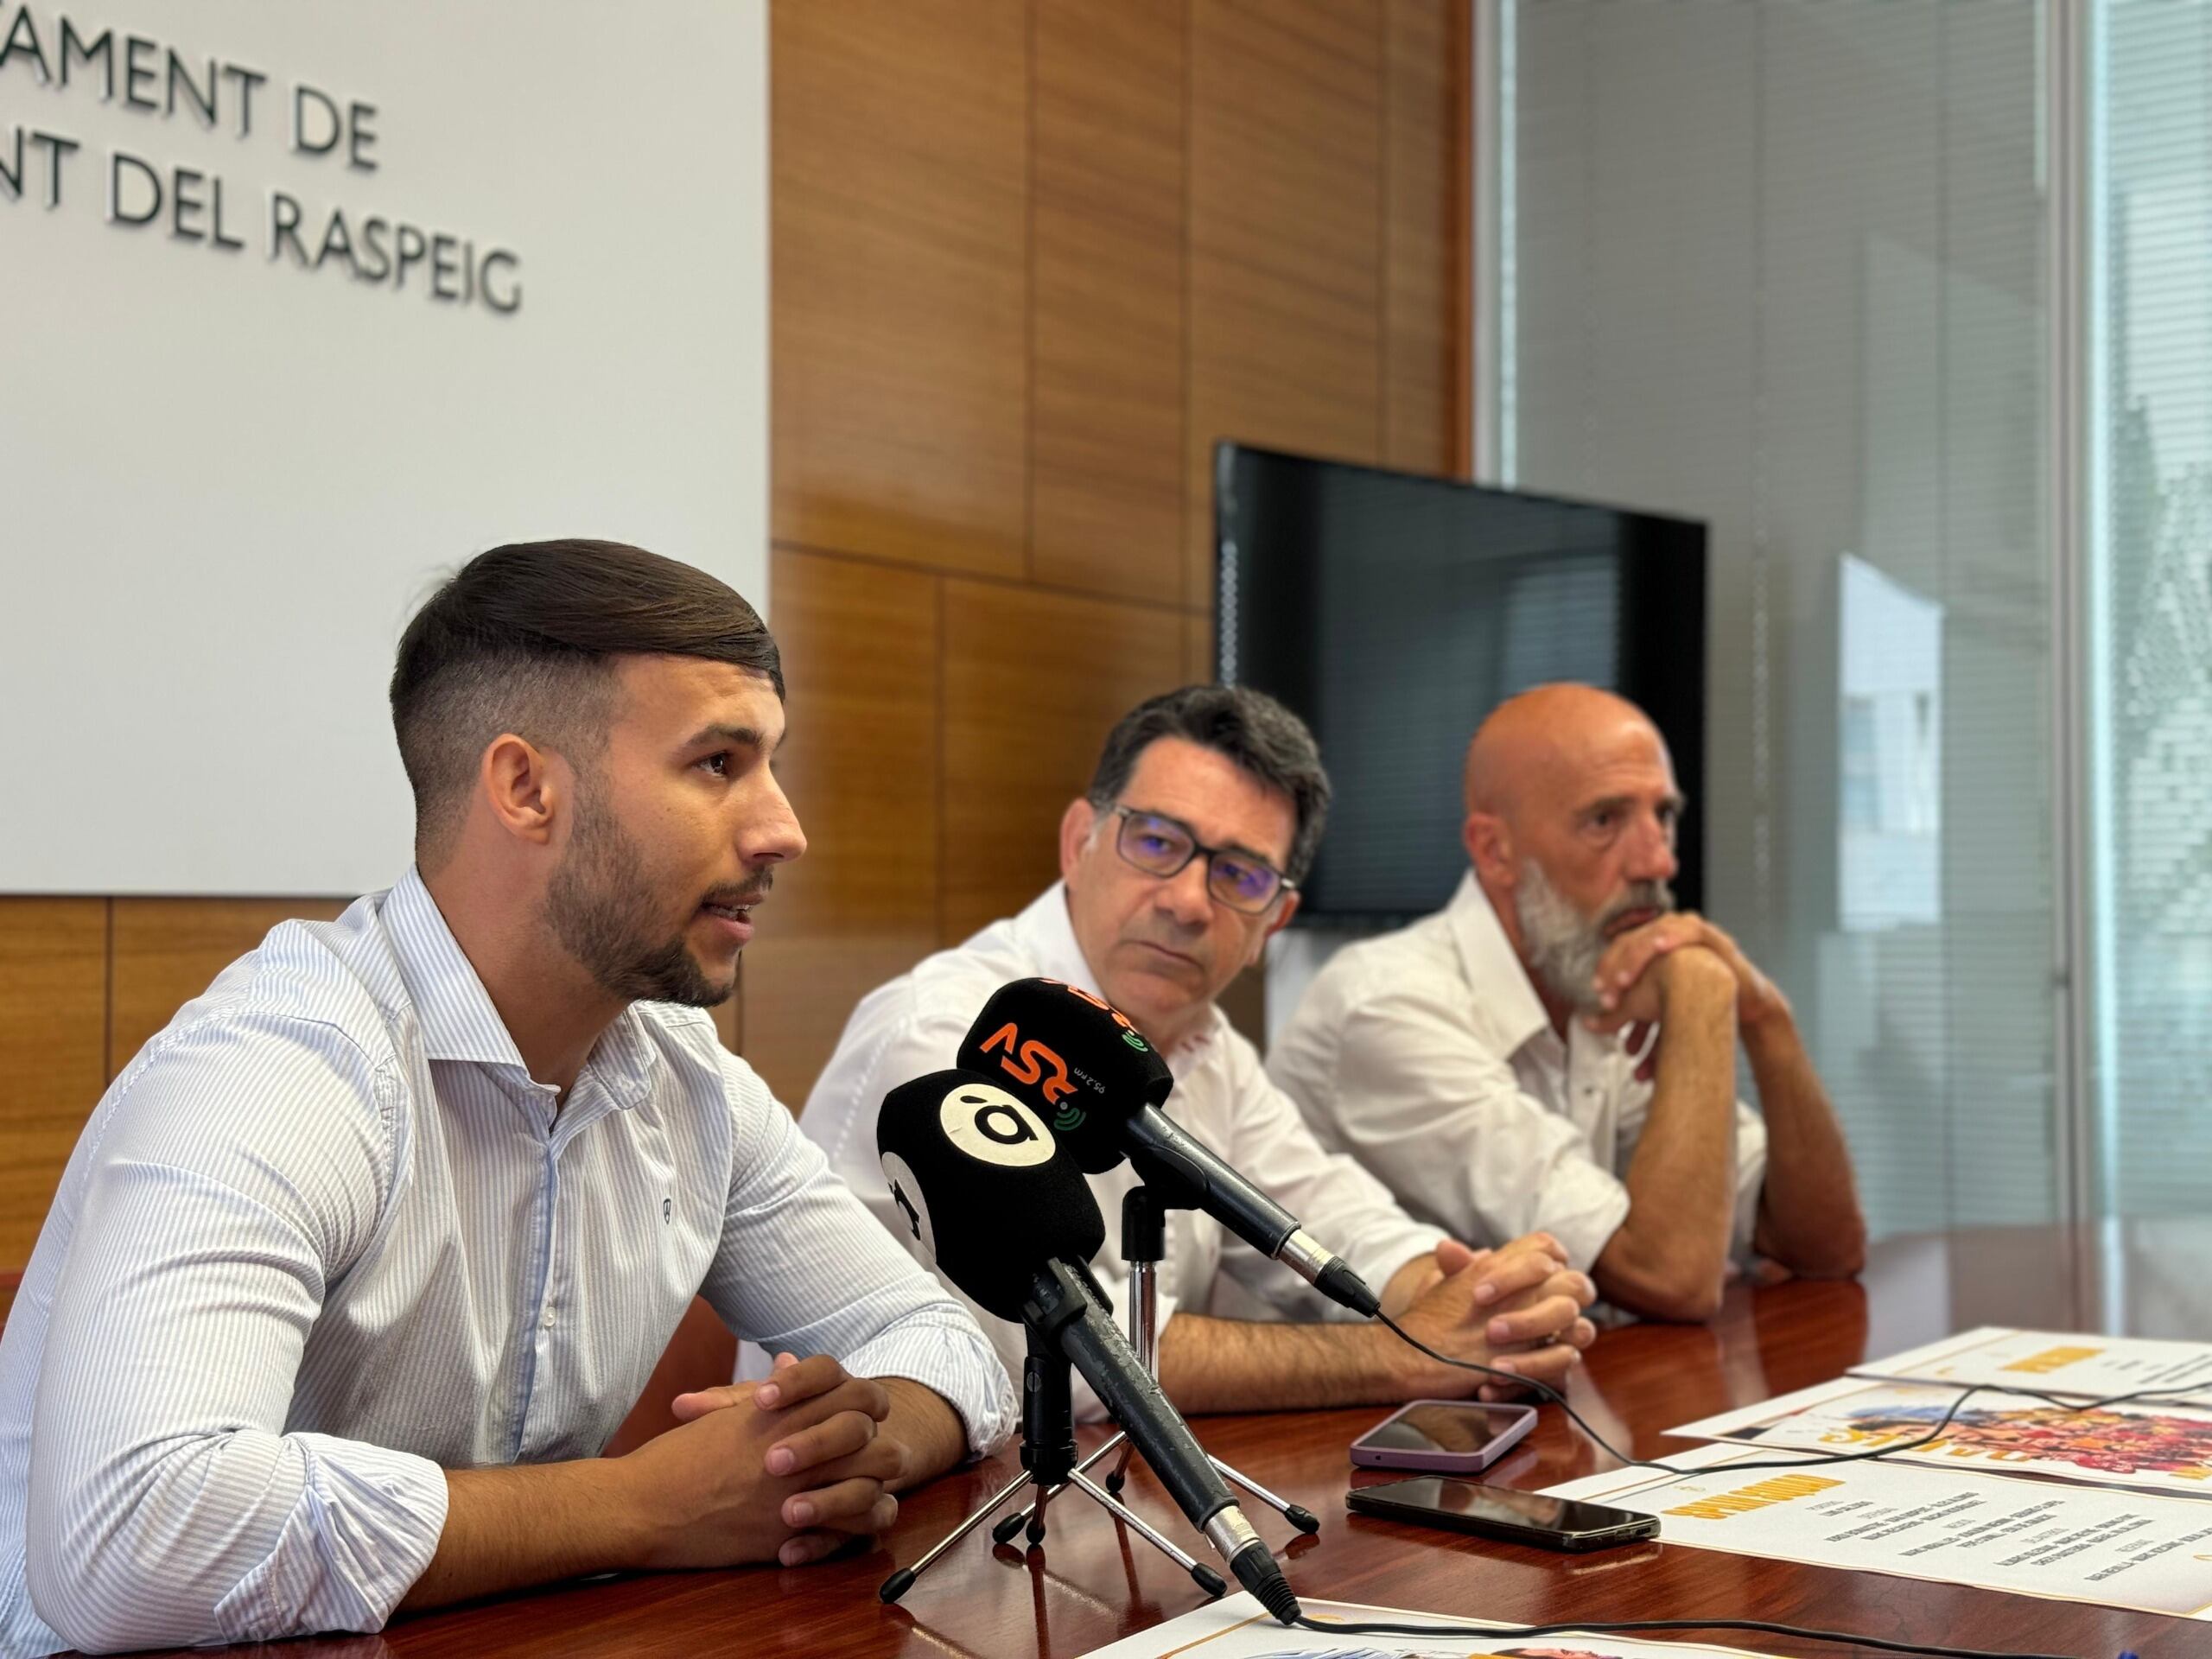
109, 896, 741, 1079
1185, 0, 1387, 608
1030, 0, 1187, 603
742, 550, 942, 1109
2, 0, 1471, 1319
1384, 0, 1467, 476
772, 0, 1031, 578
110, 899, 350, 1080
0, 900, 105, 1270
941, 582, 1190, 942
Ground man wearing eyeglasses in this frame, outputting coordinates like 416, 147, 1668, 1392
801, 685, 1595, 1419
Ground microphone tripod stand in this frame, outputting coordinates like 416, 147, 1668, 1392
878, 1186, 1319, 1607
989, 1184, 1320, 1546
880, 1255, 1230, 1603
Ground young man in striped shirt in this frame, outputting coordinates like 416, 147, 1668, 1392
0, 541, 1014, 1655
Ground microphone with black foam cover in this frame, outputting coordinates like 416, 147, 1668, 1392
874, 1067, 1103, 1320
957, 978, 1173, 1173
955, 978, 1384, 1319
875, 1068, 1300, 1622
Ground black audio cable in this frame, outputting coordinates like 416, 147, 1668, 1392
1277, 1313, 2197, 1657
1378, 1308, 2212, 1479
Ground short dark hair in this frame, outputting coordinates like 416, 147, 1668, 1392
1086, 684, 1331, 882
391, 538, 782, 862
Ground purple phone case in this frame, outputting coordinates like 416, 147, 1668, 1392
1347, 1399, 1538, 1473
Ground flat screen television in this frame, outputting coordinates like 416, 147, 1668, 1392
1214, 443, 1707, 926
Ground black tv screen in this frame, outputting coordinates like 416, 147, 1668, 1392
1215, 444, 1707, 925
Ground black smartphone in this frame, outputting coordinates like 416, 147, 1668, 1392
1345, 1475, 1659, 1552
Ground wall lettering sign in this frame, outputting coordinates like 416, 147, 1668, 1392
0, 3, 522, 313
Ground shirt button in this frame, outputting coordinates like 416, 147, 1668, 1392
542, 1308, 556, 1329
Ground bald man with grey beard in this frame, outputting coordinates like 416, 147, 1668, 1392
1269, 684, 1866, 1323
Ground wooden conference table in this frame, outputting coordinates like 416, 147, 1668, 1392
140, 1222, 2209, 1658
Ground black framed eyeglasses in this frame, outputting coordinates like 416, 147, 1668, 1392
1109, 806, 1295, 915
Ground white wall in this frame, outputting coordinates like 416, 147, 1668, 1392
0, 1, 768, 894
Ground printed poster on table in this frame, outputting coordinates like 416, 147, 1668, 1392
1078, 1592, 1786, 1659
1543, 1441, 2212, 1618
1852, 1327, 2212, 1407
1669, 1374, 2212, 1502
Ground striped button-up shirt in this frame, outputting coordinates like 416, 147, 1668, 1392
0, 868, 1014, 1656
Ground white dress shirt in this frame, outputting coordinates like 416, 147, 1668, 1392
0, 868, 1014, 1657
798, 883, 1446, 1422
1268, 873, 1766, 1276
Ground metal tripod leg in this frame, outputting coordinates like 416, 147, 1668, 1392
1101, 1444, 1317, 1535
1099, 1257, 1319, 1535
1011, 1255, 1320, 1537
879, 1467, 1033, 1603
1068, 1471, 1225, 1596
1026, 1477, 1052, 1545
992, 1432, 1127, 1545
1211, 1454, 1319, 1534
1103, 1429, 1139, 1494
891, 1316, 1230, 1605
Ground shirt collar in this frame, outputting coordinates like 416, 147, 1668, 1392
378, 867, 658, 1106
1009, 881, 1228, 1066
1445, 870, 1554, 1060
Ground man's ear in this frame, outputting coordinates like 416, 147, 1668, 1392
1249, 888, 1300, 964
1463, 810, 1514, 888
1058, 797, 1098, 886
481, 733, 564, 848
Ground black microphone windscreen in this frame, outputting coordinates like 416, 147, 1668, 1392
955, 978, 1173, 1174
876, 1067, 1106, 1321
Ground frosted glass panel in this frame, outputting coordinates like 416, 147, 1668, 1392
1498, 0, 2053, 1239
2088, 0, 2212, 1220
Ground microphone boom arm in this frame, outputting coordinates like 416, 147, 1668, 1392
1125, 1113, 1382, 1319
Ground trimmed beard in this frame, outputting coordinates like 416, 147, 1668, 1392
543, 787, 735, 1008
1514, 861, 1675, 1015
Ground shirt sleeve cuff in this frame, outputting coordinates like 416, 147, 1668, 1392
1344, 1223, 1451, 1319
1532, 1175, 1634, 1278
846, 1312, 1018, 1459
212, 1434, 448, 1644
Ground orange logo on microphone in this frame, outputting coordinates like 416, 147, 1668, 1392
978, 1021, 1077, 1105
1046, 981, 1152, 1052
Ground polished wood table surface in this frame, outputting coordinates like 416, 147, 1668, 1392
143, 1224, 2208, 1657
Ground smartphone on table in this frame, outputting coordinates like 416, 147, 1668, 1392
1345, 1475, 1659, 1552
1348, 1400, 1537, 1474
